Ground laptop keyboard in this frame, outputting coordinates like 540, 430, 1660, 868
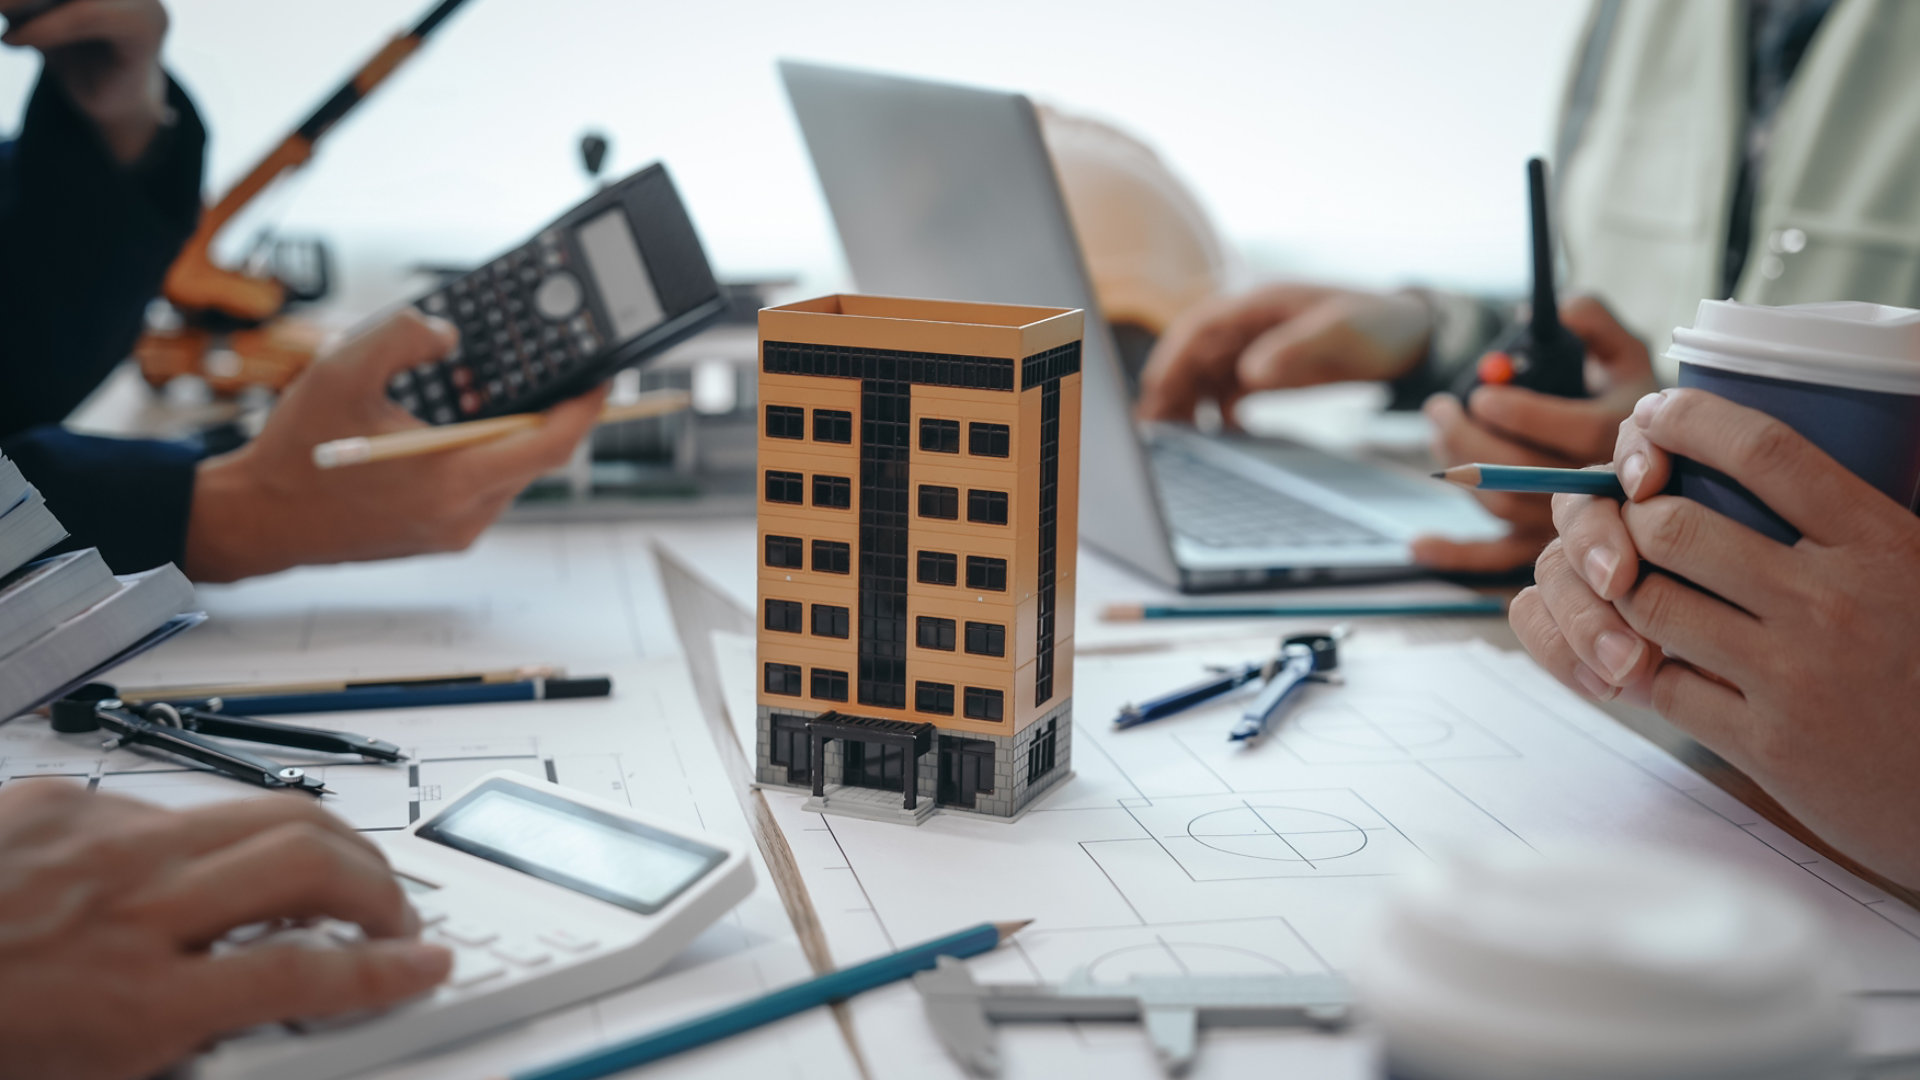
1150, 445, 1388, 550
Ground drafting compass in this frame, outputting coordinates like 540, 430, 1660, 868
1112, 629, 1344, 742
50, 683, 405, 796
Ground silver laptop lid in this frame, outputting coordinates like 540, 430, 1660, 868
779, 60, 1182, 587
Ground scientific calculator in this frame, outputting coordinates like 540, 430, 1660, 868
388, 164, 728, 424
191, 771, 755, 1080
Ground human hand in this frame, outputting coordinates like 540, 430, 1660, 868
1411, 296, 1660, 572
0, 780, 450, 1080
185, 309, 610, 583
1, 0, 170, 164
1510, 389, 1920, 889
1136, 284, 1432, 423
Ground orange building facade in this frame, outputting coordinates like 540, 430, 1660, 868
754, 295, 1081, 823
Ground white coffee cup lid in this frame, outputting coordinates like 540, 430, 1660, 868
1356, 843, 1853, 1080
1667, 299, 1920, 396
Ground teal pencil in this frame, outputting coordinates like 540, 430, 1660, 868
1102, 598, 1505, 622
500, 920, 1029, 1080
1435, 464, 1626, 499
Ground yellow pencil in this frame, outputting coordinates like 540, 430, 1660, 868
311, 389, 692, 469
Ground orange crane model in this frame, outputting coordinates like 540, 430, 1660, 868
135, 0, 476, 395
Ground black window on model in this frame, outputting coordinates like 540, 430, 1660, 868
765, 405, 805, 439
964, 621, 1005, 657
811, 668, 848, 702
967, 489, 1008, 525
812, 604, 850, 638
763, 662, 803, 696
764, 470, 804, 504
917, 551, 957, 586
918, 485, 959, 520
813, 409, 852, 444
765, 535, 804, 569
919, 418, 960, 453
966, 556, 1007, 592
915, 681, 955, 715
917, 616, 956, 651
812, 540, 851, 575
764, 599, 803, 633
964, 686, 1005, 721
813, 475, 852, 509
968, 422, 1010, 457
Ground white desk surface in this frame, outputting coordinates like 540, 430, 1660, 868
9, 506, 1914, 1075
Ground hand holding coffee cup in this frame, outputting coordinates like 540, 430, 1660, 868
1510, 301, 1920, 891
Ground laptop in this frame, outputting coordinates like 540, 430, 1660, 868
780, 61, 1505, 592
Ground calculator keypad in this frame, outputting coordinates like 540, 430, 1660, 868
389, 230, 608, 424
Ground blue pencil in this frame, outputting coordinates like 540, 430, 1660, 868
501, 920, 1030, 1080
1435, 464, 1626, 499
154, 676, 611, 717
1102, 598, 1505, 622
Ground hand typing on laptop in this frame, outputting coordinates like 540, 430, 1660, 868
1139, 288, 1656, 572
0, 779, 451, 1080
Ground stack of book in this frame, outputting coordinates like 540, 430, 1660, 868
0, 454, 201, 720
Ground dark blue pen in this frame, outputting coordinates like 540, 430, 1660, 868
1113, 659, 1275, 729
162, 676, 612, 717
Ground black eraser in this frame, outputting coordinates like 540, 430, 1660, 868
547, 676, 612, 700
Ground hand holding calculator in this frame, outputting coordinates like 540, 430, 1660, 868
387, 164, 727, 425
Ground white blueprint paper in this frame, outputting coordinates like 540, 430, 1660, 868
715, 632, 1920, 1079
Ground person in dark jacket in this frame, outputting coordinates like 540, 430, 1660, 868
1, 0, 605, 581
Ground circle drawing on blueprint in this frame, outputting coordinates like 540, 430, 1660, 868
1086, 941, 1293, 983
1187, 806, 1368, 862
1291, 702, 1454, 750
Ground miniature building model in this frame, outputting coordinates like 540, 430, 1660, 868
754, 295, 1082, 824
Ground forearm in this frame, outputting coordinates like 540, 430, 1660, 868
1, 426, 200, 574
0, 71, 205, 435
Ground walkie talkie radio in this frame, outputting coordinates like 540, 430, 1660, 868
1452, 157, 1587, 400
388, 164, 727, 424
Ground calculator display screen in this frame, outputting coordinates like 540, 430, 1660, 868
418, 780, 724, 915
575, 209, 667, 344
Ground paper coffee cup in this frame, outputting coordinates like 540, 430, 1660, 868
1356, 844, 1853, 1080
1664, 300, 1920, 544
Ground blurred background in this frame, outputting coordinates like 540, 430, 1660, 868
0, 0, 1587, 308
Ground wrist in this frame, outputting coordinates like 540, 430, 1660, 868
185, 450, 294, 583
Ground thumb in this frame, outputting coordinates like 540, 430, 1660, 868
328, 309, 458, 391
1559, 295, 1649, 375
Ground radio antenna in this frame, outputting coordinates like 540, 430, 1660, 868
1526, 157, 1561, 342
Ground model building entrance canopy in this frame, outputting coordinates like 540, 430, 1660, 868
754, 295, 1082, 825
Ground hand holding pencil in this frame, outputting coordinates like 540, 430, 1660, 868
186, 311, 617, 583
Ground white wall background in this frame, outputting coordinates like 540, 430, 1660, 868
0, 0, 1588, 306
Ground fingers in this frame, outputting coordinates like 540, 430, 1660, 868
2, 0, 162, 49
184, 939, 451, 1032
1424, 394, 1566, 469
1550, 490, 1638, 601
1510, 584, 1615, 701
121, 821, 416, 946
456, 382, 610, 486
1613, 571, 1766, 687
1612, 411, 1668, 501
1466, 385, 1618, 464
1138, 294, 1267, 421
1533, 538, 1658, 693
1618, 495, 1800, 617
1643, 658, 1751, 763
1558, 295, 1652, 378
1234, 305, 1366, 390
323, 309, 457, 392
1628, 389, 1890, 545
1408, 530, 1551, 573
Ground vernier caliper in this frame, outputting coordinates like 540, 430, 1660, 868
913, 956, 1352, 1076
